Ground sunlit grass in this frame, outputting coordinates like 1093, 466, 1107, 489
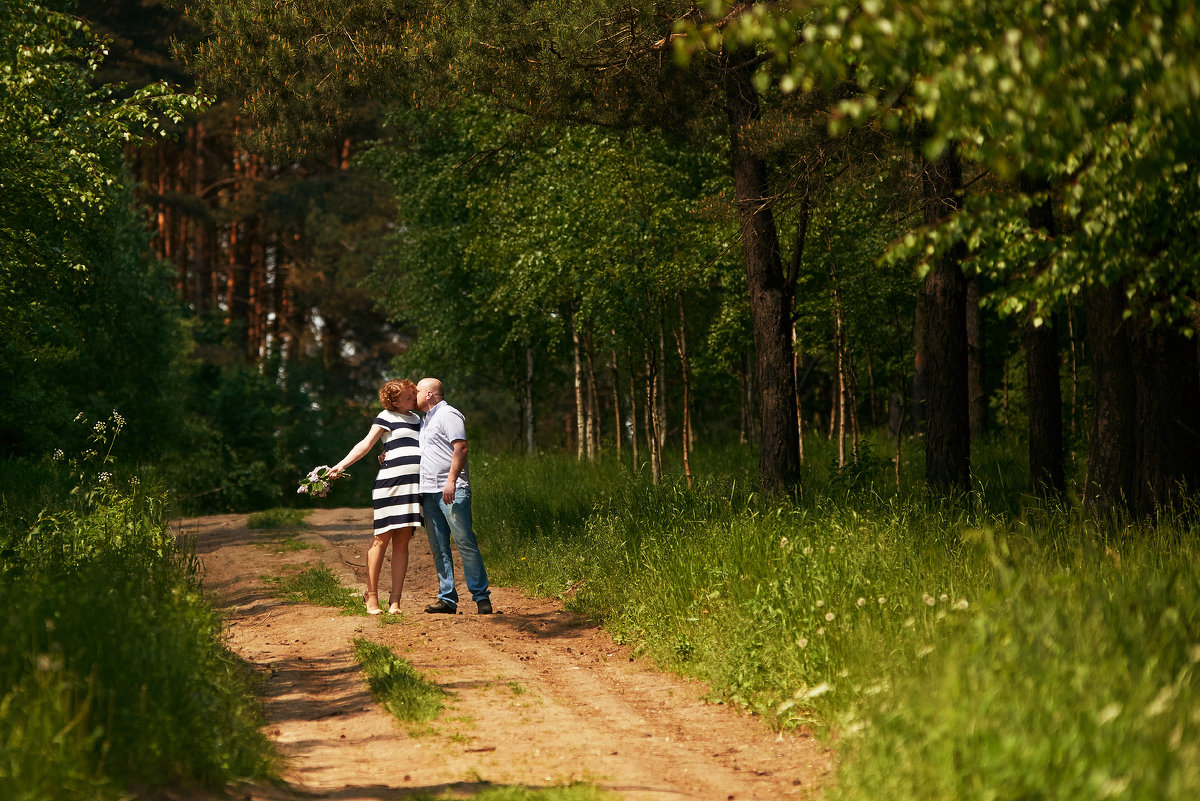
474, 436, 1200, 801
354, 638, 448, 725
0, 458, 276, 798
264, 563, 365, 614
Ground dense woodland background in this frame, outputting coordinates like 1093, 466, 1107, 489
4, 0, 1198, 515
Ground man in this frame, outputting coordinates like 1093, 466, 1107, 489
415, 377, 493, 615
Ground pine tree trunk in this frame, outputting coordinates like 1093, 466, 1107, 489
724, 50, 800, 493
919, 142, 970, 493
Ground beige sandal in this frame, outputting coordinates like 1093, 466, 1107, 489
364, 591, 381, 615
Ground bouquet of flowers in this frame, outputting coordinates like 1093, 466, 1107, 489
297, 465, 347, 498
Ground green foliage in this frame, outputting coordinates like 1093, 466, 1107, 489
685, 1, 1200, 324
353, 638, 448, 725
475, 445, 1200, 801
264, 563, 366, 614
1, 1, 201, 458
0, 441, 274, 797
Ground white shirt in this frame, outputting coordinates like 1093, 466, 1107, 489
418, 400, 470, 493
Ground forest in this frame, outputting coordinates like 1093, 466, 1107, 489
2, 1, 1199, 800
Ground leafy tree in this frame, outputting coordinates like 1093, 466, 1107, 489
689, 0, 1200, 510
1, 0, 201, 456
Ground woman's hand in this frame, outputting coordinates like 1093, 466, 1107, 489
328, 465, 344, 479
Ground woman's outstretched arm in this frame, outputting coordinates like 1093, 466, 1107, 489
328, 425, 386, 477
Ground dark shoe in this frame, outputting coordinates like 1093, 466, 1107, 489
476, 598, 493, 615
424, 599, 457, 614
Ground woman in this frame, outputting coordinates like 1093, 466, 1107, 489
328, 379, 421, 614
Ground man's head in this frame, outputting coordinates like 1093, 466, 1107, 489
416, 378, 444, 412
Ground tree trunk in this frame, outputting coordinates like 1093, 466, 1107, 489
655, 307, 668, 458
675, 298, 694, 488
610, 345, 622, 464
644, 344, 662, 483
919, 142, 971, 493
584, 327, 598, 461
724, 49, 800, 493
524, 341, 536, 455
628, 349, 640, 470
793, 325, 805, 465
571, 313, 585, 460
1022, 184, 1065, 497
1083, 283, 1137, 509
1128, 314, 1200, 514
1026, 311, 1065, 496
966, 279, 986, 438
912, 300, 928, 432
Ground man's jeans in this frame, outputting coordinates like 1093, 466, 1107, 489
422, 487, 490, 606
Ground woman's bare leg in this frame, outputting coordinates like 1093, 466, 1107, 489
366, 531, 393, 613
388, 528, 414, 613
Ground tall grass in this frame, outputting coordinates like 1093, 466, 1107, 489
0, 418, 274, 800
473, 436, 1200, 801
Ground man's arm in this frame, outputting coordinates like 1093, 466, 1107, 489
443, 439, 467, 504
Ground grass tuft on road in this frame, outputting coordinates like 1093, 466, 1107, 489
264, 563, 364, 614
354, 638, 448, 724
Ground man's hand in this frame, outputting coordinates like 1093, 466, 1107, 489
378, 451, 386, 467
442, 482, 455, 505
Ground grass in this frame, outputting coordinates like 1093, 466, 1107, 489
472, 435, 1200, 801
264, 563, 366, 614
247, 507, 310, 529
0, 444, 275, 800
406, 784, 616, 801
353, 638, 448, 724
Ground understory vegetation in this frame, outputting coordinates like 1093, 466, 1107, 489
476, 439, 1200, 801
0, 421, 275, 800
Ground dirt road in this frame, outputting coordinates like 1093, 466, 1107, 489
178, 508, 831, 800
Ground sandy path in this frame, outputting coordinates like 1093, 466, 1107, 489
176, 507, 832, 800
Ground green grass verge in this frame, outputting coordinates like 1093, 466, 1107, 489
247, 507, 310, 529
353, 638, 448, 724
0, 456, 275, 800
264, 563, 365, 614
472, 437, 1200, 801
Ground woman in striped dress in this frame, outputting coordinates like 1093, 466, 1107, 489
328, 378, 422, 614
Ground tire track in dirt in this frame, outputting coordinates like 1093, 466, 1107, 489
176, 508, 832, 800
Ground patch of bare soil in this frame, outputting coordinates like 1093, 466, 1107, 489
176, 507, 832, 801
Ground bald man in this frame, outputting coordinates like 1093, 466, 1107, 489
415, 377, 493, 614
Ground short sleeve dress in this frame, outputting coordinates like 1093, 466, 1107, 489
371, 409, 423, 536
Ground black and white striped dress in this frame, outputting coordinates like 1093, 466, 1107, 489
371, 410, 422, 536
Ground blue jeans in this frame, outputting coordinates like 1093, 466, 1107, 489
422, 488, 490, 606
